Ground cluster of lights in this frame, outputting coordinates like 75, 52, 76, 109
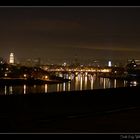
46, 68, 111, 73
130, 81, 137, 86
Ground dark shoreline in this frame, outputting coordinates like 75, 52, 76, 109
0, 86, 140, 133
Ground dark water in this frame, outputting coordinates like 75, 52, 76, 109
0, 73, 132, 95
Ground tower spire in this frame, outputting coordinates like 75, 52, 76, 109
9, 52, 14, 64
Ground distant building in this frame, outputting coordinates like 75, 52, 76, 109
0, 57, 6, 64
33, 58, 41, 66
9, 53, 14, 64
19, 58, 41, 67
126, 59, 140, 78
126, 59, 137, 69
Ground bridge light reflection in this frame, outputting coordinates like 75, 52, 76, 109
5, 86, 7, 95
57, 84, 60, 92
68, 82, 71, 91
63, 83, 66, 91
9, 86, 13, 94
90, 76, 93, 89
24, 84, 26, 94
114, 79, 116, 88
45, 84, 48, 93
80, 76, 83, 90
75, 76, 79, 90
103, 78, 106, 89
84, 75, 87, 90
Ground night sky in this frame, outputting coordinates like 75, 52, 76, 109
0, 6, 140, 64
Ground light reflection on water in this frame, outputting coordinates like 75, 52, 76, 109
4, 86, 7, 95
63, 82, 66, 91
114, 79, 116, 88
68, 82, 70, 91
45, 84, 48, 93
0, 73, 128, 95
90, 76, 93, 90
9, 86, 13, 94
80, 76, 83, 90
24, 84, 26, 94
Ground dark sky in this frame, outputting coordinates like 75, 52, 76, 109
0, 7, 140, 64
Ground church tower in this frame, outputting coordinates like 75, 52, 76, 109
9, 53, 14, 64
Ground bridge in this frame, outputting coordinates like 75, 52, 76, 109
42, 67, 111, 73
41, 66, 112, 78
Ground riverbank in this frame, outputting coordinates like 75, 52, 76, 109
0, 86, 140, 133
98, 73, 140, 83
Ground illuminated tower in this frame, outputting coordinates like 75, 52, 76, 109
108, 61, 112, 67
9, 53, 14, 64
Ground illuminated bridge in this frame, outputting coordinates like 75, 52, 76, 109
41, 66, 112, 77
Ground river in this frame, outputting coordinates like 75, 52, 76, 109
0, 73, 134, 95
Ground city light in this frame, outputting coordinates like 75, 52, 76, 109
63, 62, 66, 66
100, 69, 111, 73
45, 76, 48, 79
131, 81, 137, 86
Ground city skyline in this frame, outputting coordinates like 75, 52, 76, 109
0, 7, 140, 63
